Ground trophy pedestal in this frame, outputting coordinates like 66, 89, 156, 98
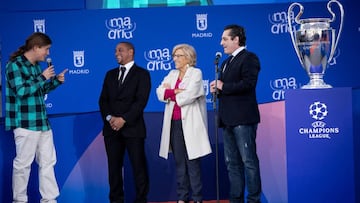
285, 87, 355, 203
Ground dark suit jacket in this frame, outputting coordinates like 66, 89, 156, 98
218, 49, 260, 127
99, 63, 151, 137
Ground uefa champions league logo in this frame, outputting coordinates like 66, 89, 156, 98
309, 101, 328, 120
298, 101, 339, 139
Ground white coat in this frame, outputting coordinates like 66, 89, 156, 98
156, 66, 212, 160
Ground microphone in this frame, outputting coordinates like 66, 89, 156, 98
46, 58, 55, 80
46, 57, 52, 67
214, 52, 222, 64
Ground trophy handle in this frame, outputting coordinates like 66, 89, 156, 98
287, 3, 304, 67
327, 0, 344, 63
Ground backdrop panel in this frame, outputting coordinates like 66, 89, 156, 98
1, 1, 360, 116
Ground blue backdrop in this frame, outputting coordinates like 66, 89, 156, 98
1, 1, 359, 115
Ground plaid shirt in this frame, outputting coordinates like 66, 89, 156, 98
5, 55, 61, 131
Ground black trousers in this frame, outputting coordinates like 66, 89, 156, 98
104, 135, 149, 203
170, 120, 202, 201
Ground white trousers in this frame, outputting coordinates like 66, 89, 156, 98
12, 128, 59, 203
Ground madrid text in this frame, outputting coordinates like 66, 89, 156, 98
69, 69, 90, 74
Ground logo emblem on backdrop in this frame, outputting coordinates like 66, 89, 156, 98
268, 11, 289, 34
192, 14, 212, 38
73, 51, 84, 67
105, 17, 136, 40
44, 94, 53, 108
144, 48, 172, 71
202, 79, 212, 104
269, 76, 299, 101
33, 19, 45, 33
298, 101, 340, 139
196, 14, 207, 31
203, 80, 209, 96
68, 50, 90, 75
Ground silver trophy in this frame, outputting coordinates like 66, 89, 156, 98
287, 0, 344, 89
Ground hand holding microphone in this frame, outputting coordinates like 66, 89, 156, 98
42, 58, 55, 80
42, 58, 69, 82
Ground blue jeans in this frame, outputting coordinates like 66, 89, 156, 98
223, 124, 261, 203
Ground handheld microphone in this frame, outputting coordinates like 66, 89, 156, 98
214, 52, 222, 64
46, 58, 55, 80
46, 57, 52, 67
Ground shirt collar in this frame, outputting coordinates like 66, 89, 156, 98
230, 46, 246, 57
19, 55, 36, 67
119, 61, 134, 71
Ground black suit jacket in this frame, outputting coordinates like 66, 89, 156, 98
99, 63, 151, 137
218, 49, 260, 127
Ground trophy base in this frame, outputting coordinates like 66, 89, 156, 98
301, 80, 332, 89
301, 73, 332, 89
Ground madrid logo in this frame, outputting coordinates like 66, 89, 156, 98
68, 50, 90, 75
33, 19, 46, 33
105, 16, 136, 40
44, 94, 53, 108
191, 13, 212, 38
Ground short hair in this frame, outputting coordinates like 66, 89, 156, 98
172, 43, 197, 66
224, 24, 246, 46
119, 41, 135, 55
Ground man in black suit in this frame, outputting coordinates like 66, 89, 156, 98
210, 24, 262, 203
99, 41, 151, 203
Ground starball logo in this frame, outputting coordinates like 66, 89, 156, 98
105, 16, 136, 40
269, 76, 299, 101
191, 14, 213, 38
33, 19, 46, 33
298, 101, 340, 139
144, 48, 172, 71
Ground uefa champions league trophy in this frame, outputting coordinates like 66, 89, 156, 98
287, 0, 344, 89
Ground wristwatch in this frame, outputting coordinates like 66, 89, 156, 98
106, 115, 112, 122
